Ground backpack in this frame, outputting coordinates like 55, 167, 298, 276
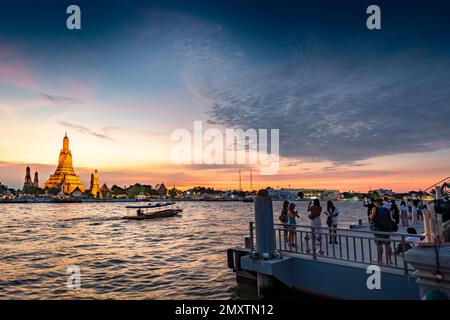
373, 207, 393, 232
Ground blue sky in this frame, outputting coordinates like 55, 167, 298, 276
0, 0, 449, 190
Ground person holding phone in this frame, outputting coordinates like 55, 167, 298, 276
364, 198, 375, 222
326, 200, 339, 244
287, 203, 299, 247
279, 200, 290, 243
307, 199, 323, 254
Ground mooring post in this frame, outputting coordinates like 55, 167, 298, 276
254, 190, 276, 299
254, 191, 275, 259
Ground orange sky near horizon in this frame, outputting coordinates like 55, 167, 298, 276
0, 131, 448, 192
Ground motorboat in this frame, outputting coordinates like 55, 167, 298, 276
122, 202, 182, 220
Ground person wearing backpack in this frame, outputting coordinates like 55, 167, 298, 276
279, 201, 289, 243
370, 198, 393, 265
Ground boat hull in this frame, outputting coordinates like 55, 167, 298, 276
123, 209, 182, 220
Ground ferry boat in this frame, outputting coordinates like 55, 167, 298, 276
123, 202, 182, 220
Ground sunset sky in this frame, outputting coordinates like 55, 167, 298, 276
1, 0, 449, 192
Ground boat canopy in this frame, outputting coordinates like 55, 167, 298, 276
126, 202, 175, 209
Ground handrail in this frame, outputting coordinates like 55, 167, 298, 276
272, 223, 418, 237
249, 221, 417, 274
274, 226, 418, 243
251, 221, 419, 237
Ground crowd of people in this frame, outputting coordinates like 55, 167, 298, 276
278, 199, 340, 254
278, 196, 425, 264
363, 197, 426, 226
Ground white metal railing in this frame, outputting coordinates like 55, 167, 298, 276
249, 221, 421, 275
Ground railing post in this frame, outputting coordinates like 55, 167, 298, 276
311, 227, 317, 260
249, 221, 254, 250
401, 235, 408, 275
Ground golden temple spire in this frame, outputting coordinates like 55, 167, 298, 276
63, 133, 69, 152
42, 133, 85, 194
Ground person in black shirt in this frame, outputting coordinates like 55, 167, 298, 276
370, 198, 393, 265
363, 198, 375, 222
390, 199, 400, 225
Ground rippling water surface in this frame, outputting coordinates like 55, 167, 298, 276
0, 200, 366, 299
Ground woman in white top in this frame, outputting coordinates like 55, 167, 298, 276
399, 200, 409, 227
307, 199, 324, 255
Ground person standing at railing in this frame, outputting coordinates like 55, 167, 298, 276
407, 198, 413, 220
412, 199, 419, 224
370, 198, 393, 265
307, 199, 323, 254
390, 200, 400, 226
363, 198, 375, 222
400, 200, 409, 227
287, 203, 299, 247
417, 199, 425, 221
279, 200, 290, 243
325, 200, 339, 244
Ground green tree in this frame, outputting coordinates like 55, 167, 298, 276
22, 186, 44, 196
168, 188, 178, 198
111, 185, 126, 197
47, 187, 61, 196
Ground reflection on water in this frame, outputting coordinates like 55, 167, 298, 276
0, 201, 365, 299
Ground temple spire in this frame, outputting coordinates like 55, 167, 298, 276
23, 165, 33, 190
63, 133, 69, 152
42, 133, 86, 194
34, 171, 39, 188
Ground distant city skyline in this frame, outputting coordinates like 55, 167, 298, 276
1, 1, 449, 192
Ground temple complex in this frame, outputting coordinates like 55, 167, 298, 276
42, 134, 86, 194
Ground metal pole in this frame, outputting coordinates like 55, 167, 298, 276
249, 221, 254, 249
312, 227, 317, 260
402, 235, 408, 275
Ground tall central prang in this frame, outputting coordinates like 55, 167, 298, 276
42, 133, 86, 194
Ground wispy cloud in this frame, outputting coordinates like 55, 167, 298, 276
39, 92, 83, 104
58, 121, 117, 141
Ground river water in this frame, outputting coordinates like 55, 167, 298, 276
0, 200, 366, 299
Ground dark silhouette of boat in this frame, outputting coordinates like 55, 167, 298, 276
123, 202, 182, 220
